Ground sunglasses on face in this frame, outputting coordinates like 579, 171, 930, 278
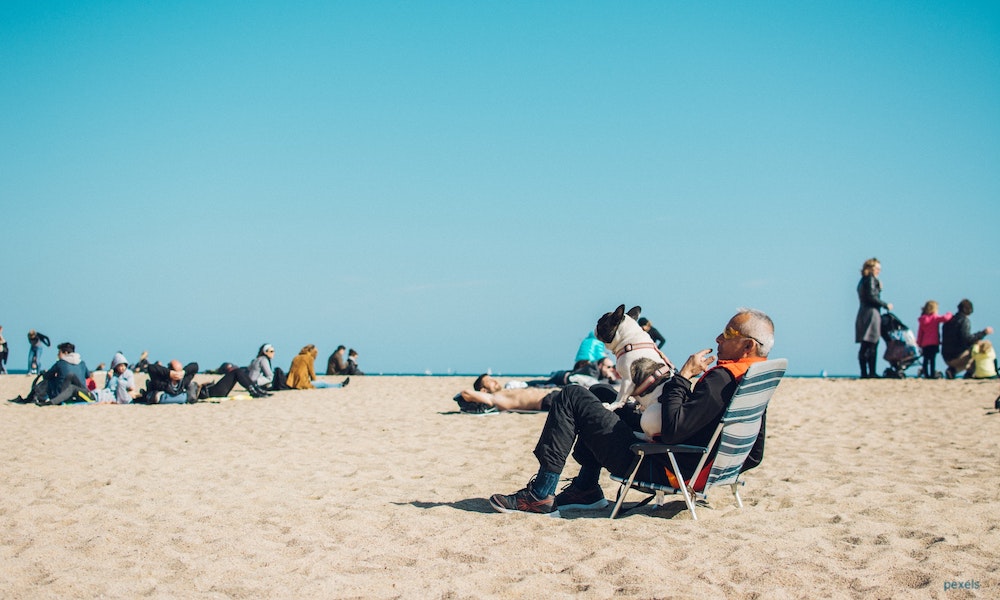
720, 326, 762, 346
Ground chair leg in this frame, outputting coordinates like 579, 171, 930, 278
731, 483, 743, 509
666, 452, 698, 520
609, 452, 644, 519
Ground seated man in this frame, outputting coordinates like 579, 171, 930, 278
460, 375, 563, 412
489, 308, 774, 517
144, 360, 201, 404
37, 342, 94, 405
942, 299, 993, 379
326, 345, 347, 375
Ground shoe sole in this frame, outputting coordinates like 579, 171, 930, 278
557, 498, 609, 511
489, 496, 561, 518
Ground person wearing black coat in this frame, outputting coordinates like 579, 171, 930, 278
855, 258, 892, 378
941, 299, 994, 379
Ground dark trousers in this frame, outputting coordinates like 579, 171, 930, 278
532, 385, 672, 485
47, 374, 91, 405
204, 367, 256, 397
859, 341, 879, 377
921, 345, 939, 378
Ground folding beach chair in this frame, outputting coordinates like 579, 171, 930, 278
609, 358, 786, 520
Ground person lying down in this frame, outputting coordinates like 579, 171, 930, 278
459, 374, 561, 412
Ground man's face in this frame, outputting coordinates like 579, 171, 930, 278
598, 359, 617, 380
481, 376, 502, 393
715, 314, 757, 361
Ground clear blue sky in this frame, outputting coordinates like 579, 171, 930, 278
2, 1, 998, 376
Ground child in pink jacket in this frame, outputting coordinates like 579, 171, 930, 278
916, 300, 952, 378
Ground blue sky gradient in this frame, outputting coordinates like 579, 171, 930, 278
3, 1, 998, 376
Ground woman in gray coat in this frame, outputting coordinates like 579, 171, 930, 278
855, 257, 892, 378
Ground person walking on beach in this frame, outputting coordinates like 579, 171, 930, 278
942, 299, 993, 379
916, 300, 952, 378
27, 329, 51, 374
855, 258, 892, 379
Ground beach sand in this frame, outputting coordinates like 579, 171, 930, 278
1, 374, 998, 599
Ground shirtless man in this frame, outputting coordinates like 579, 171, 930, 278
460, 374, 561, 412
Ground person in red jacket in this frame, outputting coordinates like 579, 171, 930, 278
916, 300, 952, 378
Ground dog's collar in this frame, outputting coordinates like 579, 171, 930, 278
615, 342, 676, 374
615, 342, 660, 359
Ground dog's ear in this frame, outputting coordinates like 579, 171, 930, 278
595, 305, 626, 343
627, 306, 641, 320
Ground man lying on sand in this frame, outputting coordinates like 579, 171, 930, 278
460, 374, 561, 412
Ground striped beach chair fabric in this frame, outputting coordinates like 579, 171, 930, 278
609, 358, 787, 520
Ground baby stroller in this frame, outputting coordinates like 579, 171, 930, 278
880, 311, 920, 378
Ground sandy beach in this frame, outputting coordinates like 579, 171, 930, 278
1, 373, 998, 599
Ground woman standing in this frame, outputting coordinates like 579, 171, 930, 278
855, 257, 892, 378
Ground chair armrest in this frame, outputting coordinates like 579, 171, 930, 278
629, 442, 708, 456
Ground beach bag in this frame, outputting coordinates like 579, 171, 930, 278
6, 372, 47, 404
27, 372, 48, 404
270, 367, 289, 390
453, 393, 498, 414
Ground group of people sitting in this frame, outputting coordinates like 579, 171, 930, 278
325, 345, 364, 376
10, 342, 351, 406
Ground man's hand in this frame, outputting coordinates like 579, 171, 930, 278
678, 349, 716, 380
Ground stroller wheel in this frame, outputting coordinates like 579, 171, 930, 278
884, 367, 905, 379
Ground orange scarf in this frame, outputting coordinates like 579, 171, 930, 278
704, 355, 766, 381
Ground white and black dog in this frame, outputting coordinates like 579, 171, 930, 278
595, 304, 675, 439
